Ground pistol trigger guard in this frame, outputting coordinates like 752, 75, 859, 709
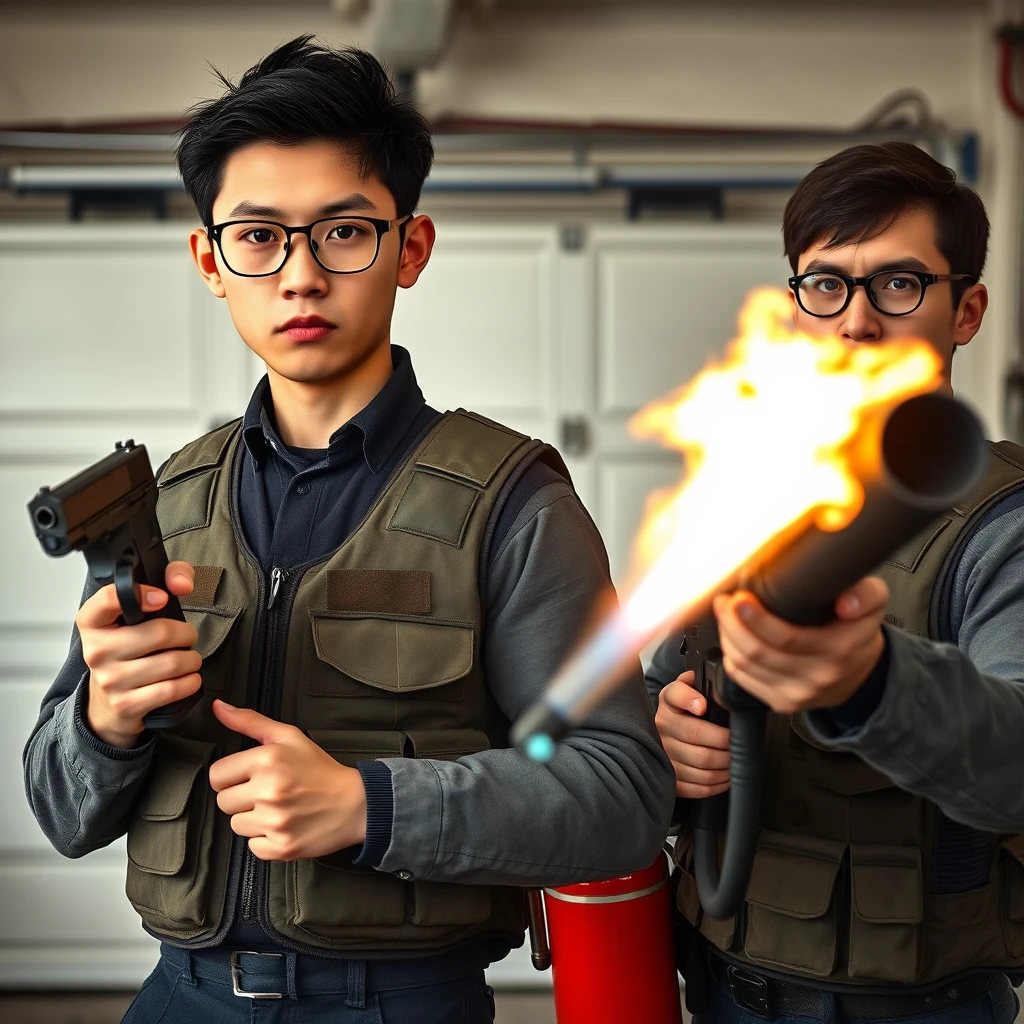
114, 556, 143, 625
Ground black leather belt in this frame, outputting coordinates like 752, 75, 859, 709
709, 954, 1004, 1022
160, 943, 486, 1000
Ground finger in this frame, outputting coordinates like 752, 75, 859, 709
212, 701, 296, 745
209, 748, 263, 792
247, 837, 283, 862
165, 561, 195, 597
671, 760, 731, 788
656, 707, 732, 750
76, 583, 172, 630
676, 779, 730, 799
228, 811, 267, 839
661, 676, 705, 715
216, 784, 257, 817
835, 576, 889, 620
97, 649, 203, 693
661, 736, 730, 772
715, 592, 813, 654
86, 619, 200, 665
99, 673, 203, 722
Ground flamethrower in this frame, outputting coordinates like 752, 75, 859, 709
27, 440, 202, 729
512, 288, 987, 920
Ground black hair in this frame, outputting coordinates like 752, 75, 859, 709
176, 35, 434, 225
783, 142, 988, 307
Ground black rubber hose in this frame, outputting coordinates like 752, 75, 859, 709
694, 704, 766, 919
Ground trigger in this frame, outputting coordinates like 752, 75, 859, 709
114, 556, 143, 625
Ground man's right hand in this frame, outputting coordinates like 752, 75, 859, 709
655, 670, 732, 799
77, 561, 200, 750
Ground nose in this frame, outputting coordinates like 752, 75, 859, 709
836, 285, 883, 343
278, 232, 328, 298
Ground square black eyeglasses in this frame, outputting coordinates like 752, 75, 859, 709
788, 269, 975, 318
206, 214, 412, 278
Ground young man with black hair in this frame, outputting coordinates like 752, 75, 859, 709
23, 37, 675, 1023
650, 141, 1024, 1023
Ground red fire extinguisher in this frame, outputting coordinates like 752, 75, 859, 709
527, 854, 683, 1024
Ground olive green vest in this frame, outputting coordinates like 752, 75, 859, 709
125, 410, 542, 951
675, 440, 1024, 987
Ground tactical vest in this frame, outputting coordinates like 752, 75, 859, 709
675, 441, 1024, 987
125, 410, 544, 952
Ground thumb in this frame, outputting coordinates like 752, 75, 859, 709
212, 700, 292, 744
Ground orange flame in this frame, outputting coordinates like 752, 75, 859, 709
620, 287, 943, 636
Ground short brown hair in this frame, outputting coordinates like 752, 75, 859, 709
782, 142, 988, 306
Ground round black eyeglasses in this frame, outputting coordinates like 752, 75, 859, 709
207, 215, 412, 278
788, 270, 975, 318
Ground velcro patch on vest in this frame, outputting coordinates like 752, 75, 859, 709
187, 565, 224, 607
325, 569, 431, 616
388, 471, 479, 547
417, 413, 525, 487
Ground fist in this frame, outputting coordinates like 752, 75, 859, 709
655, 671, 731, 799
77, 561, 199, 749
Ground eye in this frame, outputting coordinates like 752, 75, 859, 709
883, 275, 915, 291
811, 275, 842, 293
327, 222, 369, 242
239, 226, 279, 246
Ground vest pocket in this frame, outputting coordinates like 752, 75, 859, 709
1000, 835, 1024, 958
125, 736, 216, 935
744, 830, 844, 976
848, 844, 923, 982
182, 605, 241, 695
293, 729, 408, 933
307, 613, 474, 701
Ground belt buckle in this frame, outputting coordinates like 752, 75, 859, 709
727, 965, 772, 1020
230, 950, 286, 999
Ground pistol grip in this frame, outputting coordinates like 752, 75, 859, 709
143, 691, 203, 730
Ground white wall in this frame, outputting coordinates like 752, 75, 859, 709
1, 1, 1020, 432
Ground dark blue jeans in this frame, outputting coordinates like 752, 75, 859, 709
121, 952, 496, 1024
692, 974, 1020, 1024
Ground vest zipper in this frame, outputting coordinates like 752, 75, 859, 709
267, 566, 284, 610
241, 565, 289, 920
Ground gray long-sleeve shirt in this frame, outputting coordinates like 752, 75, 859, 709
645, 493, 1024, 834
24, 355, 674, 915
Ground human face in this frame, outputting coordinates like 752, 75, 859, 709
190, 140, 434, 388
790, 206, 987, 386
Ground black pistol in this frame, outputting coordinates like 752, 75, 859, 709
27, 439, 202, 729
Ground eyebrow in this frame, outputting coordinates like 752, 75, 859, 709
227, 193, 379, 219
802, 256, 933, 276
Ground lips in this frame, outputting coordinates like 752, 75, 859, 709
278, 315, 337, 342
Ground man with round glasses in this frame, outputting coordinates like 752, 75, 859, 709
650, 142, 1024, 1022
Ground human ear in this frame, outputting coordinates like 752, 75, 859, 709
953, 282, 988, 350
189, 228, 226, 298
396, 215, 436, 290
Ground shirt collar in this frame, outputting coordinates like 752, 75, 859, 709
241, 345, 426, 475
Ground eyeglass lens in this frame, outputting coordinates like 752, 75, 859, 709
218, 219, 380, 275
796, 273, 924, 316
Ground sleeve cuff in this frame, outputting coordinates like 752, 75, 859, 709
72, 675, 154, 761
807, 630, 891, 739
352, 759, 394, 868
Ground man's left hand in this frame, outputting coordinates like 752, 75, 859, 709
208, 700, 368, 861
712, 576, 889, 714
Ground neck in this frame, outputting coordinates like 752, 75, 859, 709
266, 342, 394, 448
